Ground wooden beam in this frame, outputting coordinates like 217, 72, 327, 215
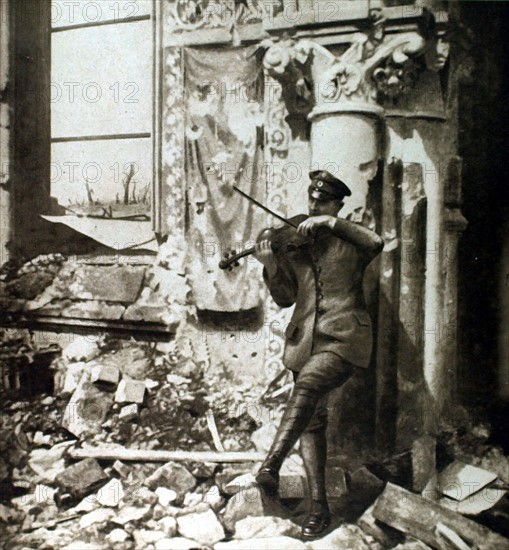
373, 483, 509, 550
70, 447, 266, 463
52, 133, 150, 143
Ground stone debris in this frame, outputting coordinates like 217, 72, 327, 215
158, 516, 178, 537
54, 458, 109, 504
177, 509, 226, 546
307, 524, 376, 550
60, 362, 87, 395
79, 507, 115, 529
119, 403, 139, 422
62, 369, 114, 438
63, 339, 101, 363
156, 486, 178, 506
112, 504, 151, 526
106, 528, 129, 543
115, 379, 146, 404
145, 462, 197, 499
233, 515, 300, 539
155, 537, 205, 550
90, 364, 120, 389
96, 478, 124, 507
215, 536, 308, 549
133, 528, 166, 548
221, 485, 286, 532
3, 331, 509, 550
437, 460, 498, 501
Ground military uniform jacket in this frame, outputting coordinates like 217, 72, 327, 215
264, 228, 373, 372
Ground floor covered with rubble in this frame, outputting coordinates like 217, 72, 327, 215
1, 325, 509, 550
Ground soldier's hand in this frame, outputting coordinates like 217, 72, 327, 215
254, 240, 277, 277
297, 215, 335, 236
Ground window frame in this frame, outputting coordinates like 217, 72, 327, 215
49, 0, 164, 234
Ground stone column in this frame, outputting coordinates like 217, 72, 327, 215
262, 16, 431, 216
263, 10, 456, 452
440, 156, 468, 412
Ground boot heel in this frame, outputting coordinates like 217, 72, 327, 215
255, 467, 279, 496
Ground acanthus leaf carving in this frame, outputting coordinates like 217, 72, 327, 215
262, 9, 448, 117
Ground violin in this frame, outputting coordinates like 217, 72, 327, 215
219, 214, 312, 271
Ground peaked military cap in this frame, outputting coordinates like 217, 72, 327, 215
308, 170, 352, 201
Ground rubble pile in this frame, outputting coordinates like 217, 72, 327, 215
1, 327, 509, 549
0, 254, 66, 301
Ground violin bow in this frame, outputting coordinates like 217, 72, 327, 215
233, 186, 299, 229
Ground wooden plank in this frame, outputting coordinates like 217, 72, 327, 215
372, 483, 509, 550
70, 447, 265, 463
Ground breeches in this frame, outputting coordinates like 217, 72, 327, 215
291, 352, 356, 433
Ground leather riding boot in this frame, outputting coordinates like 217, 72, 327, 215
300, 430, 331, 538
256, 387, 318, 495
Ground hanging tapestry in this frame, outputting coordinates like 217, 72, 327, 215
183, 46, 265, 311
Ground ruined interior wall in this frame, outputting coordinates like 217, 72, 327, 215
455, 3, 509, 414
0, 0, 10, 265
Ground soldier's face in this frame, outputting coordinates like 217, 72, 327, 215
308, 197, 343, 217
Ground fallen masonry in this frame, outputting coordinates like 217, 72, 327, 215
1, 331, 509, 549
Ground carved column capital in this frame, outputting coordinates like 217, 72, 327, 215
262, 11, 449, 119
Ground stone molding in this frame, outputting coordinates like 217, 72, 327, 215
262, 11, 448, 120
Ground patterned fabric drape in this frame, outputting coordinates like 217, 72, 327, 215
184, 47, 265, 311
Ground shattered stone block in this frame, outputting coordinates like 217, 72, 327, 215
221, 485, 286, 532
79, 508, 115, 529
216, 537, 308, 550
202, 485, 225, 512
358, 504, 404, 548
54, 458, 108, 502
91, 364, 120, 389
112, 460, 130, 478
62, 370, 114, 438
144, 462, 196, 500
216, 466, 251, 493
307, 524, 374, 550
155, 538, 202, 550
106, 529, 129, 544
191, 461, 217, 479
119, 404, 139, 422
115, 379, 146, 404
437, 461, 498, 501
63, 339, 100, 363
234, 516, 300, 540
96, 478, 124, 507
224, 473, 257, 495
111, 504, 151, 526
61, 362, 86, 395
177, 509, 225, 546
156, 487, 178, 507
157, 516, 177, 537
133, 529, 166, 548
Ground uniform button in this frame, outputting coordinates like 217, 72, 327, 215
317, 307, 326, 315
317, 293, 324, 300
318, 280, 323, 287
